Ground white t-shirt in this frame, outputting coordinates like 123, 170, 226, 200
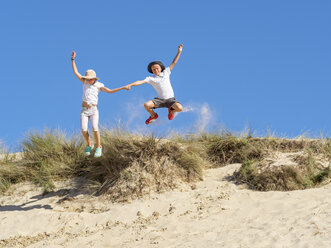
144, 67, 174, 99
82, 81, 104, 106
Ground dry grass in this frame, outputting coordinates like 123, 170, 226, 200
0, 130, 85, 193
0, 130, 330, 198
1, 129, 205, 201
232, 138, 331, 191
76, 129, 204, 202
0, 142, 27, 193
233, 159, 330, 191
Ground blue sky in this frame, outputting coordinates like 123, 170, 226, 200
1, 0, 330, 150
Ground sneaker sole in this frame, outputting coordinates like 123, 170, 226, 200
146, 119, 157, 125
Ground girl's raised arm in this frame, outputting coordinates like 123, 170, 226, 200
71, 51, 84, 83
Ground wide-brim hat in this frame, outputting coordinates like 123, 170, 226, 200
82, 69, 99, 80
147, 61, 165, 73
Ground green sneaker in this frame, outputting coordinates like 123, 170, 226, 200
94, 146, 102, 158
84, 144, 94, 155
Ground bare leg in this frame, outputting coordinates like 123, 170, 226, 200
144, 100, 157, 117
93, 131, 101, 148
170, 102, 183, 114
82, 131, 92, 147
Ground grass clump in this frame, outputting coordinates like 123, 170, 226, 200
0, 162, 29, 194
0, 142, 27, 193
20, 129, 85, 192
199, 134, 265, 165
233, 151, 330, 191
199, 133, 330, 191
1, 128, 204, 200
78, 129, 203, 201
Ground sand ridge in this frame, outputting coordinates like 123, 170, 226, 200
0, 164, 330, 248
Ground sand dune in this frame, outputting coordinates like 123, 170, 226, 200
0, 164, 330, 247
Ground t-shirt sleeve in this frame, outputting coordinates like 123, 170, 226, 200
144, 77, 153, 84
164, 67, 171, 75
95, 81, 104, 90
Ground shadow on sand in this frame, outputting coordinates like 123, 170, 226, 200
0, 178, 94, 212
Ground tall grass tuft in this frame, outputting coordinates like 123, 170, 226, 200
201, 135, 264, 165
77, 129, 203, 201
21, 129, 85, 192
0, 141, 27, 193
0, 162, 29, 193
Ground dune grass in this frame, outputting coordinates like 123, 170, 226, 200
0, 130, 85, 194
230, 138, 331, 191
233, 159, 330, 191
75, 129, 204, 201
0, 141, 27, 193
0, 129, 205, 200
21, 130, 86, 192
0, 162, 28, 194
0, 129, 330, 198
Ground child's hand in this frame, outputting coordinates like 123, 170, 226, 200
71, 51, 76, 60
123, 85, 131, 90
178, 44, 183, 53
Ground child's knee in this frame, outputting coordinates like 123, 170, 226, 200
92, 127, 99, 132
173, 103, 183, 112
144, 101, 153, 109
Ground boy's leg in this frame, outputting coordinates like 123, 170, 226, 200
170, 102, 183, 113
144, 100, 157, 117
144, 100, 159, 124
168, 102, 183, 120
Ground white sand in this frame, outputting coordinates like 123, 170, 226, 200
0, 164, 330, 248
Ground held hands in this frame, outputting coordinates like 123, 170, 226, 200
123, 85, 131, 90
178, 44, 183, 53
71, 51, 76, 60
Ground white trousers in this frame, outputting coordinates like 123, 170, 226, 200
80, 107, 99, 132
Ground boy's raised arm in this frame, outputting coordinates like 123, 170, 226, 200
71, 51, 84, 83
169, 44, 183, 71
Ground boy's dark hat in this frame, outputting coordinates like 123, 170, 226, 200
148, 61, 165, 73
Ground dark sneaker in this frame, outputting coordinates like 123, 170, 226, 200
168, 108, 175, 120
145, 113, 158, 125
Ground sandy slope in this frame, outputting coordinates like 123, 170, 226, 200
0, 164, 330, 248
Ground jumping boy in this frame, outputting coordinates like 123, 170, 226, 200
126, 44, 184, 124
71, 51, 129, 157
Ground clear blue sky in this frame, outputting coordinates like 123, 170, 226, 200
1, 0, 330, 150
